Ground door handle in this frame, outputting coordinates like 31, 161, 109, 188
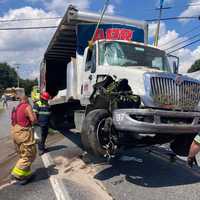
88, 75, 92, 81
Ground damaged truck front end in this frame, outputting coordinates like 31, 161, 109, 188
81, 40, 200, 158
113, 72, 200, 134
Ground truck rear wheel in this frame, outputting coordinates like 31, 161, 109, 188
81, 109, 113, 157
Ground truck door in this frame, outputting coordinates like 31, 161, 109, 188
81, 46, 97, 104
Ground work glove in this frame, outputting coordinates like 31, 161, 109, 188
187, 156, 198, 168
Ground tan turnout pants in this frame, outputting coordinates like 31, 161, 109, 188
11, 124, 36, 179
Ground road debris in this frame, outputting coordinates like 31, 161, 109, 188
54, 155, 113, 200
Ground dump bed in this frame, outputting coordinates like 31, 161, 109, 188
41, 5, 148, 96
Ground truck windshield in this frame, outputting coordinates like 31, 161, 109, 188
99, 41, 171, 72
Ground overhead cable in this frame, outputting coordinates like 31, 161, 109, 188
147, 15, 200, 22
164, 32, 200, 51
0, 26, 58, 30
0, 17, 62, 23
145, 4, 200, 12
167, 38, 200, 54
160, 24, 200, 48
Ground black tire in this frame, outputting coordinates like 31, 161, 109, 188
81, 110, 97, 153
81, 109, 110, 157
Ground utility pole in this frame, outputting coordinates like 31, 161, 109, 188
14, 63, 20, 88
154, 0, 166, 47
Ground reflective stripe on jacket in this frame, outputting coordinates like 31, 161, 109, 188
33, 100, 51, 126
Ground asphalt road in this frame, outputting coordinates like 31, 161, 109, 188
48, 128, 200, 200
0, 154, 57, 200
0, 104, 57, 200
1, 101, 200, 200
0, 101, 18, 139
95, 148, 200, 200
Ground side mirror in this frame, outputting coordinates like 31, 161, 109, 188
91, 61, 96, 73
85, 61, 92, 71
85, 60, 96, 73
173, 61, 178, 74
167, 54, 179, 74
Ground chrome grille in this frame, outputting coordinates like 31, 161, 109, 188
150, 77, 200, 110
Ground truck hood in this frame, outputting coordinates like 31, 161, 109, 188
96, 66, 200, 110
97, 65, 161, 96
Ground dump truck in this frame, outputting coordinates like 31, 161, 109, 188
40, 5, 200, 158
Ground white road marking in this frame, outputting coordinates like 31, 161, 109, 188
0, 180, 16, 190
41, 153, 71, 200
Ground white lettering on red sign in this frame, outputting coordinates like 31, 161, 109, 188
93, 28, 134, 42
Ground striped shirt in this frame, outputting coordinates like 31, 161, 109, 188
33, 100, 51, 126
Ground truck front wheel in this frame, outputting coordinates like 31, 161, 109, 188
81, 109, 114, 157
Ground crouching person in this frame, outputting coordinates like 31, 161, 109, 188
11, 96, 37, 184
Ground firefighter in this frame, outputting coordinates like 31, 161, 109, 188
11, 96, 37, 184
187, 134, 200, 167
33, 92, 51, 155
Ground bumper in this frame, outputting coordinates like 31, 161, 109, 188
113, 109, 200, 134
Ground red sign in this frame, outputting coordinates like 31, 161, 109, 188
93, 28, 134, 42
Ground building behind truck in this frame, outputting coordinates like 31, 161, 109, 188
40, 5, 200, 159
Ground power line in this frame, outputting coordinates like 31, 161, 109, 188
188, 1, 200, 7
147, 15, 200, 22
145, 3, 200, 12
155, 6, 172, 10
164, 32, 200, 51
168, 38, 200, 54
0, 16, 62, 23
0, 26, 58, 30
160, 24, 200, 48
0, 14, 199, 24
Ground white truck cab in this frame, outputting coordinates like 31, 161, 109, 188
80, 40, 174, 106
41, 5, 200, 158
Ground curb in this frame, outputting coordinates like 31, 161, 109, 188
41, 152, 71, 200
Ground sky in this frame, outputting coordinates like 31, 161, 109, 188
0, 0, 199, 79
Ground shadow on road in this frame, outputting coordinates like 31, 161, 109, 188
94, 148, 200, 188
59, 128, 83, 149
51, 127, 200, 188
0, 163, 58, 200
32, 164, 58, 183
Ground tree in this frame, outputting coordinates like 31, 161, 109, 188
0, 63, 38, 96
19, 78, 38, 96
0, 63, 18, 94
187, 59, 200, 73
